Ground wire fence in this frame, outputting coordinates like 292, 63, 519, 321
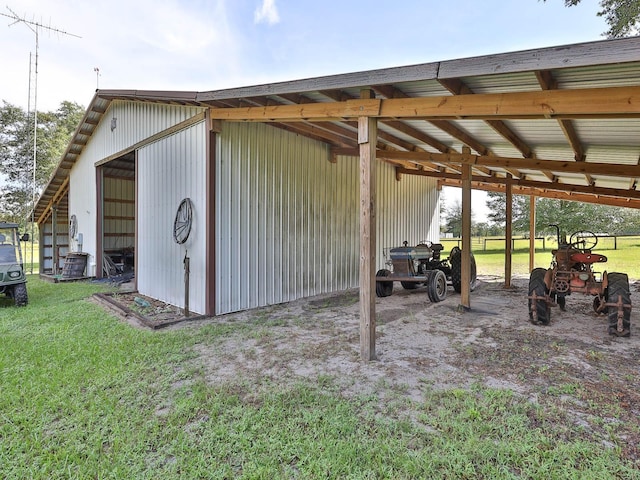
439, 235, 640, 252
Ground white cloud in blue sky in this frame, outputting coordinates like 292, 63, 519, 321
0, 0, 607, 111
254, 0, 280, 25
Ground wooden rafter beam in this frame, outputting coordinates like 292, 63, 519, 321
411, 168, 640, 199
374, 84, 492, 156
329, 147, 489, 176
436, 176, 640, 209
438, 79, 533, 158
382, 120, 452, 153
377, 150, 640, 178
317, 89, 451, 173
240, 96, 361, 148
372, 84, 496, 178
209, 85, 640, 121
536, 70, 591, 185
322, 88, 453, 154
36, 177, 70, 224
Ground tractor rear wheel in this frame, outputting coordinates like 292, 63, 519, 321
606, 273, 631, 337
427, 270, 447, 303
528, 268, 550, 325
450, 247, 477, 293
13, 283, 28, 307
375, 269, 393, 298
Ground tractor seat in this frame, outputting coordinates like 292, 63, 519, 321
430, 243, 444, 252
569, 252, 607, 264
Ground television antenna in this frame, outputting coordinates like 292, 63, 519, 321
2, 7, 80, 273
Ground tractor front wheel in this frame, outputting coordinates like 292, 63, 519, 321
606, 273, 631, 337
528, 268, 550, 325
13, 283, 28, 307
375, 269, 393, 298
427, 270, 447, 303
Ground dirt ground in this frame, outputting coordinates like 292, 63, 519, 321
100, 275, 640, 462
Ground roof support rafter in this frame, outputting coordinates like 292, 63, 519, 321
438, 79, 533, 158
434, 176, 640, 209
535, 70, 592, 184
376, 150, 640, 178
209, 85, 640, 122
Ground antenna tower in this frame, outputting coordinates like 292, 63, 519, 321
2, 7, 80, 273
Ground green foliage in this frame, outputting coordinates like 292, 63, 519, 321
0, 100, 84, 224
548, 0, 640, 38
442, 199, 475, 237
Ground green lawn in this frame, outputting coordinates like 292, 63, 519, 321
0, 277, 638, 478
440, 236, 640, 279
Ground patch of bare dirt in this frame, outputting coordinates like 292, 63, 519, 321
101, 275, 640, 463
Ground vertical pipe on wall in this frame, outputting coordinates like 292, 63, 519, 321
206, 116, 220, 316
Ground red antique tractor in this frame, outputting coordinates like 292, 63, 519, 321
528, 224, 632, 336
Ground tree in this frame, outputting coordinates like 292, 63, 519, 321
546, 0, 640, 37
0, 101, 84, 224
485, 191, 640, 236
442, 200, 476, 237
485, 192, 531, 233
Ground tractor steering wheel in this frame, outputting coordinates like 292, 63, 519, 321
569, 230, 598, 251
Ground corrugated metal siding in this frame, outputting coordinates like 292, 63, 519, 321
216, 122, 439, 314
102, 177, 135, 252
68, 102, 204, 270
41, 215, 69, 274
137, 122, 207, 314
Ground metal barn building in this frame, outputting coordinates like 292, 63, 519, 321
34, 99, 438, 317
34, 36, 640, 358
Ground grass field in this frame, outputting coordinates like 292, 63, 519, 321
439, 236, 640, 280
0, 277, 638, 478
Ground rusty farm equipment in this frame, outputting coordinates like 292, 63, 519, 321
528, 224, 632, 336
375, 241, 477, 303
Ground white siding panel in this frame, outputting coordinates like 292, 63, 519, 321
68, 102, 204, 269
137, 122, 207, 315
216, 122, 438, 314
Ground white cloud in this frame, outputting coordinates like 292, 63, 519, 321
254, 0, 280, 25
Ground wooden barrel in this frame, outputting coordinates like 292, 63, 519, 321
62, 253, 88, 278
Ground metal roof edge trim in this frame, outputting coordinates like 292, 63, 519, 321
438, 36, 640, 79
196, 36, 640, 102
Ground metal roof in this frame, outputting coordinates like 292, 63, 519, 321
35, 35, 640, 222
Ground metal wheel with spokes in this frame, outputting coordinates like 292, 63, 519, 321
173, 198, 193, 244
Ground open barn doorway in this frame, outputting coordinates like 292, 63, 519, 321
97, 151, 136, 282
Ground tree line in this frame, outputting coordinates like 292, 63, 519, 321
442, 192, 640, 239
0, 101, 84, 226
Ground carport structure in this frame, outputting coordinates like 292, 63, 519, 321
36, 36, 640, 360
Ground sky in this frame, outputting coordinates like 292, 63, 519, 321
0, 0, 609, 219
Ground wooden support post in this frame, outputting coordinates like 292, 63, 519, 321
51, 206, 58, 275
459, 148, 472, 311
529, 195, 536, 273
505, 175, 513, 288
359, 89, 377, 361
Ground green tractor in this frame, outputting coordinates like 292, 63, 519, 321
0, 222, 29, 307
